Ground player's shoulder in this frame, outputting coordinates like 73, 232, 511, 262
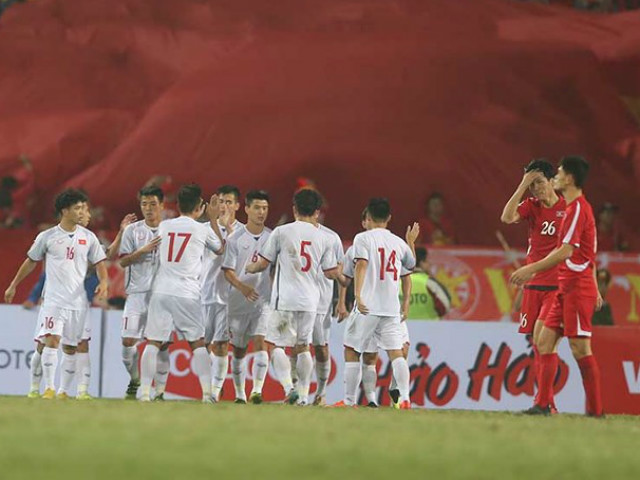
76, 225, 99, 240
34, 225, 59, 242
319, 224, 341, 241
227, 224, 248, 241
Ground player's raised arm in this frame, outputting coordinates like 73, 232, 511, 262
405, 222, 420, 260
4, 258, 38, 303
106, 213, 137, 260
501, 170, 541, 224
206, 194, 225, 254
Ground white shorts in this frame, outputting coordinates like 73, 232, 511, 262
266, 310, 315, 348
146, 293, 204, 343
202, 302, 229, 344
353, 313, 404, 353
80, 307, 91, 341
400, 319, 410, 346
35, 305, 85, 347
311, 310, 332, 346
229, 309, 268, 349
343, 312, 377, 353
122, 292, 150, 339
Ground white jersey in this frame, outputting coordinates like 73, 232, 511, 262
343, 245, 356, 278
260, 221, 337, 313
352, 228, 415, 316
222, 225, 272, 315
27, 224, 106, 311
152, 216, 223, 300
119, 220, 160, 294
201, 219, 243, 305
316, 225, 344, 314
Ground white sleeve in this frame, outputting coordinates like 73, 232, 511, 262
26, 231, 48, 262
342, 248, 355, 278
259, 228, 279, 263
88, 233, 107, 265
401, 242, 416, 271
221, 237, 238, 271
333, 236, 344, 265
320, 240, 337, 271
205, 226, 223, 253
353, 234, 369, 261
119, 225, 135, 255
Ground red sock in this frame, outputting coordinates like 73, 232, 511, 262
537, 353, 558, 408
532, 345, 541, 404
577, 355, 603, 416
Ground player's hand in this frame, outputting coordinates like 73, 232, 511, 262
4, 285, 16, 304
401, 302, 410, 321
596, 293, 604, 311
406, 222, 420, 244
95, 282, 109, 303
206, 194, 221, 220
356, 296, 369, 315
240, 284, 259, 302
520, 170, 543, 188
22, 299, 36, 310
337, 303, 348, 322
139, 236, 161, 254
510, 266, 534, 286
120, 213, 137, 232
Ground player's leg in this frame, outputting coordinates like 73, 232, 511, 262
361, 352, 378, 407
293, 312, 316, 406
153, 343, 171, 401
122, 294, 147, 399
41, 334, 61, 399
28, 341, 44, 398
188, 338, 213, 403
55, 308, 84, 399
140, 294, 173, 401
378, 316, 410, 409
248, 310, 269, 403
209, 304, 230, 402
75, 339, 91, 400
526, 325, 562, 415
389, 322, 411, 407
266, 310, 297, 401
229, 314, 250, 403
312, 312, 332, 406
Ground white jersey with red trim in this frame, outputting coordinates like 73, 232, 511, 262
352, 228, 415, 316
27, 224, 106, 311
316, 224, 344, 314
152, 216, 223, 301
259, 220, 337, 313
343, 245, 356, 278
201, 219, 243, 305
119, 220, 160, 294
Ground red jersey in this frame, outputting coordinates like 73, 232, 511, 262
557, 195, 597, 294
517, 196, 566, 287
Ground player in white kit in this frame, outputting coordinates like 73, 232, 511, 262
246, 189, 341, 405
4, 189, 108, 399
139, 184, 224, 402
310, 223, 344, 406
351, 198, 418, 409
119, 186, 165, 399
222, 190, 272, 404
202, 184, 244, 402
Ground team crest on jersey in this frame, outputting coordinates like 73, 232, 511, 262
556, 211, 566, 218
137, 232, 146, 240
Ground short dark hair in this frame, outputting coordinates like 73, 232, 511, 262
560, 155, 589, 188
217, 185, 241, 201
245, 190, 269, 205
293, 189, 323, 216
138, 185, 164, 202
427, 192, 444, 204
525, 158, 555, 180
54, 189, 88, 215
177, 184, 202, 214
416, 246, 428, 264
367, 198, 391, 222
361, 208, 368, 222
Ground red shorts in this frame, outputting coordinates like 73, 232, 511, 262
542, 290, 596, 338
518, 287, 557, 334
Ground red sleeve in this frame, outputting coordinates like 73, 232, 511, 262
516, 198, 533, 221
561, 202, 584, 248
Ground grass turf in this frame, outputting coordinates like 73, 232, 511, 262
0, 396, 638, 480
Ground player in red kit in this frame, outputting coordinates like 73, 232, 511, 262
501, 159, 566, 411
511, 156, 604, 417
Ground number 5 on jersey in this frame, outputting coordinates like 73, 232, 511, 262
167, 233, 192, 262
300, 241, 312, 272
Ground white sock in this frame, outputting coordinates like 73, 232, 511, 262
58, 352, 77, 395
41, 347, 57, 391
390, 371, 398, 391
155, 349, 170, 396
30, 350, 42, 392
231, 357, 246, 401
140, 344, 159, 399
296, 351, 313, 403
391, 357, 411, 403
211, 354, 228, 400
251, 350, 269, 395
315, 360, 331, 398
192, 347, 212, 400
289, 353, 298, 385
344, 362, 362, 406
122, 345, 139, 382
271, 347, 293, 393
76, 352, 91, 394
362, 364, 378, 404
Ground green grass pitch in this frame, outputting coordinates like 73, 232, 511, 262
0, 396, 638, 480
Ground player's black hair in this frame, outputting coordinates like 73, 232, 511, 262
245, 190, 270, 205
293, 189, 323, 216
560, 155, 590, 188
367, 198, 391, 222
217, 185, 241, 202
427, 192, 444, 204
54, 188, 88, 215
524, 158, 555, 180
416, 246, 428, 265
177, 183, 202, 214
361, 208, 368, 221
138, 185, 164, 202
